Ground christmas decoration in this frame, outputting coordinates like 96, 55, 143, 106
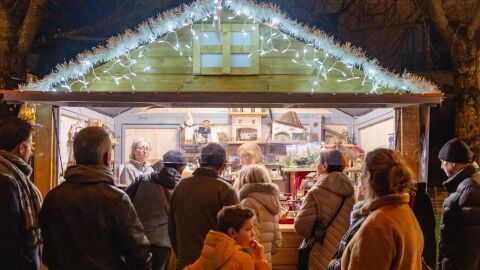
20, 0, 439, 95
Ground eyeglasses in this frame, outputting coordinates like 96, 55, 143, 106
135, 146, 151, 151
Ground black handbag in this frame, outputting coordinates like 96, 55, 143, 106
297, 196, 346, 270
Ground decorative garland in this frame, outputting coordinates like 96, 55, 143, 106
20, 0, 439, 94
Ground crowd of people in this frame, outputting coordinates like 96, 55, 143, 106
0, 116, 479, 270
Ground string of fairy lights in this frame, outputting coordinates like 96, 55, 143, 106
22, 0, 438, 94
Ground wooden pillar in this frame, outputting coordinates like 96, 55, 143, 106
395, 105, 431, 182
396, 105, 420, 181
34, 105, 57, 197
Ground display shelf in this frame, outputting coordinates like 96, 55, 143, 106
228, 112, 269, 117
264, 162, 285, 166
226, 141, 310, 145
281, 167, 316, 172
270, 140, 309, 145
226, 141, 267, 145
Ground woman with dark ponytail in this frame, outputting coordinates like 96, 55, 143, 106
341, 148, 424, 270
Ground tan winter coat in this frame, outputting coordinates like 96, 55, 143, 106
341, 194, 424, 270
238, 183, 282, 262
294, 172, 355, 270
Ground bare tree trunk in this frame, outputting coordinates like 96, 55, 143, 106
0, 50, 26, 89
452, 40, 480, 163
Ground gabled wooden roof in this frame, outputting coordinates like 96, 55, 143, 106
15, 0, 442, 106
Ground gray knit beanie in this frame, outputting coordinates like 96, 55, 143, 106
438, 138, 473, 163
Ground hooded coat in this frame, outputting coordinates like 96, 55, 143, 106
183, 230, 270, 270
341, 194, 424, 270
294, 172, 355, 270
39, 165, 151, 270
126, 167, 181, 248
438, 162, 480, 270
238, 183, 282, 262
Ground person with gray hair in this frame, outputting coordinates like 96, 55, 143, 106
437, 138, 480, 270
120, 137, 154, 186
39, 127, 152, 270
168, 143, 238, 269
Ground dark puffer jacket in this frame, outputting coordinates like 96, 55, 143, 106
39, 165, 151, 270
126, 167, 180, 247
411, 182, 436, 269
438, 162, 480, 270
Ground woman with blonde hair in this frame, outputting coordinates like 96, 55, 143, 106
237, 142, 263, 166
119, 137, 154, 185
236, 164, 282, 263
341, 148, 423, 270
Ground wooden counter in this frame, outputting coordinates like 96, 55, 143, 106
272, 224, 302, 270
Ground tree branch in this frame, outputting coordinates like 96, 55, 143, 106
467, 2, 480, 40
416, 0, 454, 45
334, 0, 357, 16
45, 4, 159, 41
17, 0, 48, 55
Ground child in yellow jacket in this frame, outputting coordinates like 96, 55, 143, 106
184, 205, 270, 270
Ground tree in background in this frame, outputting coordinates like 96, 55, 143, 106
0, 0, 47, 89
418, 0, 480, 162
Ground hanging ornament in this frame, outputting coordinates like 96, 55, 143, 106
18, 103, 38, 126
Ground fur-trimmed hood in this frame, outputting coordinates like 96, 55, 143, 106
238, 183, 281, 215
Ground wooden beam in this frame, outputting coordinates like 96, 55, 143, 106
1, 90, 443, 108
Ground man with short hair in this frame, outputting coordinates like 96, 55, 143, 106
437, 138, 480, 270
126, 150, 187, 270
39, 126, 151, 269
0, 117, 42, 270
168, 143, 238, 269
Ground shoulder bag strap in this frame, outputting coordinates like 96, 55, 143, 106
158, 185, 170, 211
325, 196, 346, 230
311, 196, 346, 239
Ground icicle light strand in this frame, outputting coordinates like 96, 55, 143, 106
21, 0, 439, 95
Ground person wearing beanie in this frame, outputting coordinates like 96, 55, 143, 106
437, 138, 480, 270
125, 150, 187, 270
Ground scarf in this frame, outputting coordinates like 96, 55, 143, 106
0, 150, 43, 242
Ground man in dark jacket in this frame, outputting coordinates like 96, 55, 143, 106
168, 143, 238, 269
39, 126, 151, 270
437, 138, 480, 270
0, 117, 42, 270
126, 150, 187, 270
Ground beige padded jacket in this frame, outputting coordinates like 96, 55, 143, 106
294, 172, 355, 270
238, 183, 282, 263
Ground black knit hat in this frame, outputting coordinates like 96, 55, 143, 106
438, 138, 473, 163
